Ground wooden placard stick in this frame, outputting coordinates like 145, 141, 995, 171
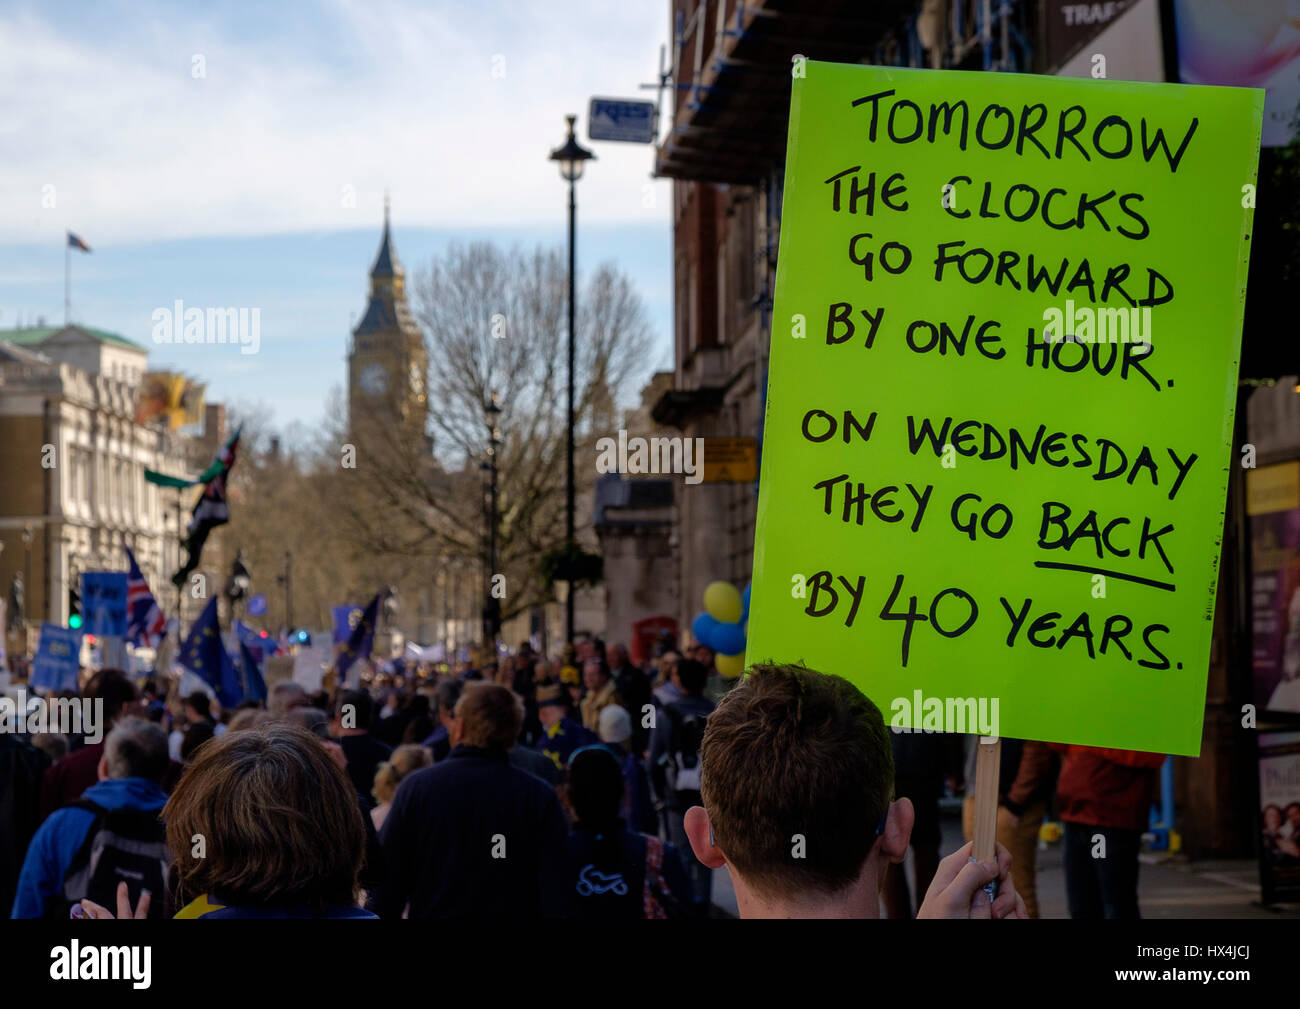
971, 735, 1002, 901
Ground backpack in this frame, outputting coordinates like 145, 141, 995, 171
642, 835, 686, 919
49, 799, 170, 920
666, 703, 708, 794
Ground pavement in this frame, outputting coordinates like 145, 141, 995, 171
706, 806, 1300, 919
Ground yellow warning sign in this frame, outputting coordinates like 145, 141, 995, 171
702, 438, 758, 483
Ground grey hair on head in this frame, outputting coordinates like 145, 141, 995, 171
104, 716, 170, 783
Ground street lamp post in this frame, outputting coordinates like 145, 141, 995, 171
549, 114, 594, 648
481, 392, 503, 646
21, 523, 33, 625
279, 550, 292, 633
440, 563, 450, 659
479, 461, 491, 643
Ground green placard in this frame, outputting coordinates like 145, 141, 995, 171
749, 62, 1263, 756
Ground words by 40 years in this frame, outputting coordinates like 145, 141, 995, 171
794, 403, 1196, 674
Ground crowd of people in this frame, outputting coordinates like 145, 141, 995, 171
0, 630, 1168, 920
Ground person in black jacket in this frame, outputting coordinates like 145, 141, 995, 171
0, 733, 51, 914
561, 745, 692, 918
330, 689, 392, 806
607, 643, 651, 754
372, 682, 567, 919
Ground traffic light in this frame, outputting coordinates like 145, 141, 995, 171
225, 553, 251, 602
68, 587, 82, 630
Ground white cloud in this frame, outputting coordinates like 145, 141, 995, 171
1, 0, 673, 244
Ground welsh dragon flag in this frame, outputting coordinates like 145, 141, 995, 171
171, 427, 241, 588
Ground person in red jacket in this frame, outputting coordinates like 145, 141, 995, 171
1050, 744, 1166, 918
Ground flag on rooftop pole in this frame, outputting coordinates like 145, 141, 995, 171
65, 231, 91, 326
124, 546, 166, 649
171, 426, 242, 589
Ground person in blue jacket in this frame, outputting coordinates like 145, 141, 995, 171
12, 717, 169, 919
535, 683, 597, 771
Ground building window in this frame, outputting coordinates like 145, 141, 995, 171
717, 242, 728, 345
737, 195, 756, 308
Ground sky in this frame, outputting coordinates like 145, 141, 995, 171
0, 0, 675, 429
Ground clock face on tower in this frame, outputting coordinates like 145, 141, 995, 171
360, 363, 388, 396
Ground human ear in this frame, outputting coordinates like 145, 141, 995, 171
880, 798, 915, 864
684, 805, 727, 869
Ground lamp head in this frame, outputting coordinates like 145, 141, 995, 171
549, 114, 595, 183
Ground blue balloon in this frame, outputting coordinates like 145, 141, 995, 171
247, 593, 268, 616
741, 583, 751, 620
712, 621, 746, 656
692, 612, 720, 648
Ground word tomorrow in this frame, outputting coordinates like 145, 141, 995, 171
595, 430, 705, 485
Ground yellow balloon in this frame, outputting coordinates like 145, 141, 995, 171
703, 581, 743, 624
715, 651, 746, 678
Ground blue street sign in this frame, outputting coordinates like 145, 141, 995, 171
588, 97, 657, 144
81, 572, 128, 637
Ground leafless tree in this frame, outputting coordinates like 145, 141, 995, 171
329, 241, 655, 622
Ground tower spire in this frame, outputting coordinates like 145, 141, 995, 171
370, 191, 399, 280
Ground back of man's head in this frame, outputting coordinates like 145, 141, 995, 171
701, 664, 893, 902
435, 679, 463, 720
184, 692, 212, 721
268, 681, 308, 718
676, 659, 708, 695
104, 717, 170, 783
84, 668, 139, 727
283, 706, 330, 738
334, 689, 374, 729
454, 683, 523, 750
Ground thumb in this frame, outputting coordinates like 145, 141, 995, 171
946, 859, 998, 917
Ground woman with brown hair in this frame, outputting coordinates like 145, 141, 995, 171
164, 722, 377, 918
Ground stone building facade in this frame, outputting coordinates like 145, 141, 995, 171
0, 325, 210, 651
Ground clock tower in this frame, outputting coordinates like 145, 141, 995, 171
347, 197, 428, 439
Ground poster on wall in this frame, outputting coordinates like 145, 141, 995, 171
1247, 461, 1300, 714
1175, 0, 1300, 147
1258, 730, 1300, 904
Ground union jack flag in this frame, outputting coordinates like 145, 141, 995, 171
125, 546, 166, 648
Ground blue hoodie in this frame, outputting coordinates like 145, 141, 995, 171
10, 777, 168, 919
